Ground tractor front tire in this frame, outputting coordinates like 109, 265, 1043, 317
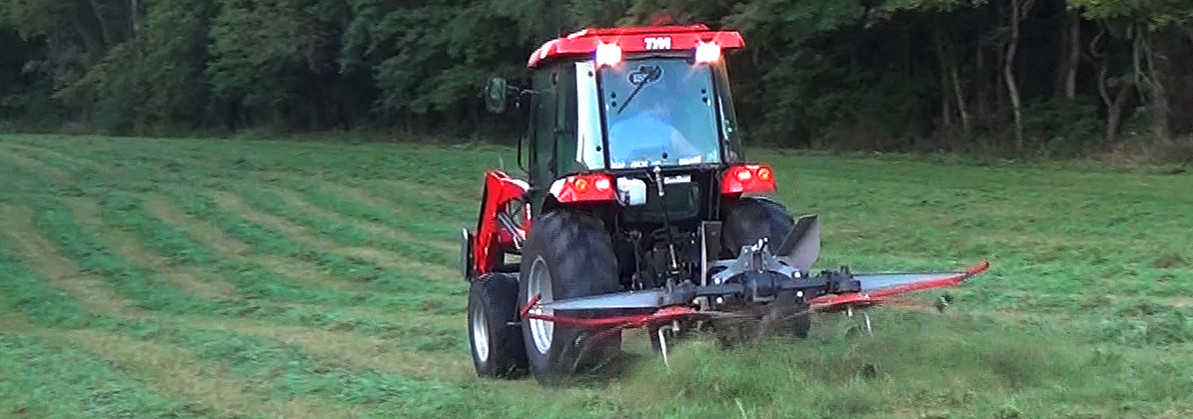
468, 273, 527, 379
518, 210, 622, 385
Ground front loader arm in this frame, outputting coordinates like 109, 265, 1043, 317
470, 171, 529, 277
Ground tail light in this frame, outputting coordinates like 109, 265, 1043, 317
721, 164, 776, 194
550, 173, 616, 203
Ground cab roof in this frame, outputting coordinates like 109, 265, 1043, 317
527, 24, 745, 69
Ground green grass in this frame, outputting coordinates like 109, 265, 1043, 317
0, 239, 99, 328
226, 183, 458, 269
0, 334, 185, 418
619, 311, 1193, 418
0, 134, 1191, 418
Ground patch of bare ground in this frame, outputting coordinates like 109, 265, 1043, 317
185, 317, 474, 382
42, 328, 363, 419
0, 205, 143, 317
0, 145, 73, 183
66, 198, 238, 299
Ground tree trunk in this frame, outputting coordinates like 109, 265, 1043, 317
1106, 82, 1133, 145
1054, 13, 1072, 100
1096, 47, 1134, 146
85, 0, 114, 48
994, 43, 1006, 122
1144, 31, 1172, 143
952, 66, 972, 139
1004, 0, 1027, 151
131, 0, 140, 35
1095, 51, 1112, 142
1063, 17, 1080, 100
934, 30, 953, 131
975, 40, 990, 123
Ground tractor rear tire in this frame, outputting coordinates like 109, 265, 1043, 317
468, 273, 527, 379
518, 210, 622, 385
722, 197, 795, 257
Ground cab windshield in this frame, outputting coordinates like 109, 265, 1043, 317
600, 57, 721, 169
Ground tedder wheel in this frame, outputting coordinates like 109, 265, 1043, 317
518, 210, 622, 385
722, 197, 810, 339
468, 273, 527, 378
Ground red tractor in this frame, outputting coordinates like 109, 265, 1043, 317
463, 25, 988, 385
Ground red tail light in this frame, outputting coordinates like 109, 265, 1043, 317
722, 164, 776, 194
756, 167, 773, 182
550, 173, 616, 203
735, 168, 753, 182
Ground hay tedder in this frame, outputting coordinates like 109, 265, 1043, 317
463, 25, 989, 385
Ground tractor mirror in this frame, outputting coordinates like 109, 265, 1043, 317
484, 77, 508, 113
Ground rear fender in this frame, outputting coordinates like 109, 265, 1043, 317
472, 171, 530, 277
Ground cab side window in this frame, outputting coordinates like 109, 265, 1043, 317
530, 68, 557, 186
553, 65, 579, 176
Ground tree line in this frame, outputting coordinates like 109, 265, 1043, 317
0, 0, 1189, 159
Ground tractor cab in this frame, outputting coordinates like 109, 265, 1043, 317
485, 25, 765, 221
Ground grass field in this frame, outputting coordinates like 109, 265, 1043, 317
0, 134, 1191, 418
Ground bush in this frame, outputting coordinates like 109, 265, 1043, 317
1022, 99, 1103, 157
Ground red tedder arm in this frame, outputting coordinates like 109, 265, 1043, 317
473, 171, 529, 275
516, 261, 990, 334
810, 261, 990, 310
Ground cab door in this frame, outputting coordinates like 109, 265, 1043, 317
527, 63, 578, 214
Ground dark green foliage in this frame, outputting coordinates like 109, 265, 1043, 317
0, 0, 1189, 156
1023, 98, 1104, 157
0, 29, 64, 127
